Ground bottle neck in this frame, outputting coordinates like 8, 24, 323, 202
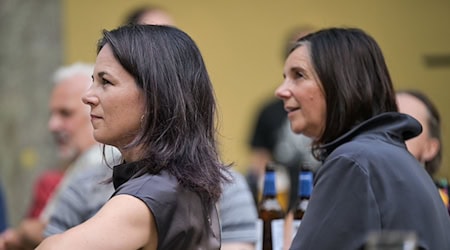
263, 170, 276, 196
298, 171, 313, 198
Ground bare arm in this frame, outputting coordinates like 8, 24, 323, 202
283, 211, 294, 250
35, 195, 157, 250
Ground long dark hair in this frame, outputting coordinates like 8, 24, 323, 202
98, 24, 229, 203
291, 28, 398, 160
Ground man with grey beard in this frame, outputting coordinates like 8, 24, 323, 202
0, 63, 119, 250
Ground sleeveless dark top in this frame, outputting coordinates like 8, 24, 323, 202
112, 161, 221, 250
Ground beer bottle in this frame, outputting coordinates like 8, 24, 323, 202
258, 163, 285, 250
294, 171, 313, 221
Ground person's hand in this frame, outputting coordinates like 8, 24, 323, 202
19, 220, 44, 247
0, 229, 26, 250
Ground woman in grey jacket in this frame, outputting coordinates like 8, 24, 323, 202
276, 27, 450, 250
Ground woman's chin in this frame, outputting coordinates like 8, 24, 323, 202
291, 127, 304, 135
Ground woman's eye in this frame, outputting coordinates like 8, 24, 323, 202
101, 78, 112, 85
295, 71, 304, 79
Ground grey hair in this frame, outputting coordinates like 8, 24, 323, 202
52, 62, 94, 85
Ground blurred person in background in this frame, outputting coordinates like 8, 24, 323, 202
122, 4, 175, 26
219, 170, 257, 250
0, 159, 66, 248
24, 165, 64, 220
126, 5, 258, 249
0, 63, 118, 250
276, 27, 450, 249
397, 90, 450, 214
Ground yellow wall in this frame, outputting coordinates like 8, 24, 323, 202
65, 0, 450, 179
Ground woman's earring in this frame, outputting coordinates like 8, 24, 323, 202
140, 114, 145, 128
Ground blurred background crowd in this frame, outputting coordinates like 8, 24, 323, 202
0, 0, 449, 246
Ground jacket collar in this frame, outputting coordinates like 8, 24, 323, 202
112, 160, 141, 189
320, 112, 422, 157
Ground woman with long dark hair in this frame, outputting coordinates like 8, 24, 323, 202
36, 24, 229, 250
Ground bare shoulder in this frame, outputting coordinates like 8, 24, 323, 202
36, 195, 158, 250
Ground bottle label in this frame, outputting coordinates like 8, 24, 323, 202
271, 219, 284, 250
256, 219, 262, 250
255, 218, 285, 250
299, 200, 309, 211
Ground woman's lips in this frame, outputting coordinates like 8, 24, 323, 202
90, 114, 102, 121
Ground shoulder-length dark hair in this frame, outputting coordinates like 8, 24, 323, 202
97, 24, 229, 203
292, 27, 398, 159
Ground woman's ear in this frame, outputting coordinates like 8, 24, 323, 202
423, 138, 440, 162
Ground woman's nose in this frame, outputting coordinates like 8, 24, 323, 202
81, 87, 97, 106
275, 82, 290, 100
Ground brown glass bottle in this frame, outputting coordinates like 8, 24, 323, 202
258, 163, 285, 250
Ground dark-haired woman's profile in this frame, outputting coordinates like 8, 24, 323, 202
36, 24, 229, 250
276, 27, 450, 249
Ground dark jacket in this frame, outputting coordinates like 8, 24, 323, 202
290, 112, 450, 250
